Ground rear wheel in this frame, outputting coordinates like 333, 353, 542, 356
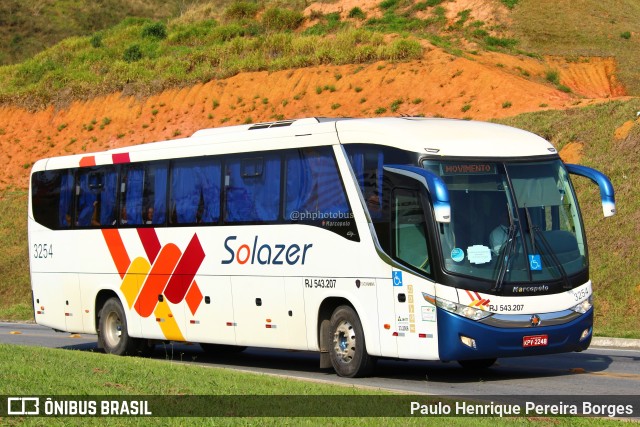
457, 358, 497, 369
329, 305, 375, 377
98, 297, 150, 356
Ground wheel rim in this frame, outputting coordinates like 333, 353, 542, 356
104, 310, 123, 349
333, 320, 356, 363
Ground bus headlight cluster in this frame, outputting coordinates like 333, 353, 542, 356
571, 295, 593, 314
435, 297, 492, 321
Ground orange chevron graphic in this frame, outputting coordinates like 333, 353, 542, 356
465, 289, 491, 310
102, 228, 205, 340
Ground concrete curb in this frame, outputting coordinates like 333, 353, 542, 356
591, 337, 640, 350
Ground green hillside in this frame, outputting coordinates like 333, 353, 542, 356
510, 0, 640, 94
0, 0, 211, 66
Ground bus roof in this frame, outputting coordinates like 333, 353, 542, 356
32, 117, 557, 172
334, 117, 557, 158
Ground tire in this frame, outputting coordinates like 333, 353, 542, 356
329, 305, 375, 378
200, 343, 247, 354
98, 297, 149, 356
457, 358, 497, 370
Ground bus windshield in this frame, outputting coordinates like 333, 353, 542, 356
422, 159, 586, 284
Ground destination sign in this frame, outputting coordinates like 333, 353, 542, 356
440, 162, 497, 175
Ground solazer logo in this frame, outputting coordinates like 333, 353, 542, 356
222, 236, 313, 265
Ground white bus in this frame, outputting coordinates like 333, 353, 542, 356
29, 117, 615, 377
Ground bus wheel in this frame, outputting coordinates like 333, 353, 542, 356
98, 297, 145, 356
200, 343, 247, 354
457, 358, 497, 369
329, 305, 375, 378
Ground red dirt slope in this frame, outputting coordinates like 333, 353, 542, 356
0, 46, 628, 190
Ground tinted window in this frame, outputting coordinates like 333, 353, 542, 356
171, 158, 221, 225
393, 188, 431, 275
76, 167, 117, 227
285, 147, 358, 241
225, 153, 281, 223
122, 162, 168, 226
32, 170, 64, 229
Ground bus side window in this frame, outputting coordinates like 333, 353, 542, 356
171, 158, 219, 225
392, 188, 431, 275
73, 167, 117, 228
225, 154, 280, 223
31, 169, 68, 229
144, 162, 168, 225
123, 166, 144, 225
285, 147, 350, 219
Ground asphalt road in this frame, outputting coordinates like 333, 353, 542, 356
2, 322, 640, 398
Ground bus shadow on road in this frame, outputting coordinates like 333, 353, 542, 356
60, 341, 617, 384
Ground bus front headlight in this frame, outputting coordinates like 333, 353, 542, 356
435, 296, 492, 321
571, 295, 593, 314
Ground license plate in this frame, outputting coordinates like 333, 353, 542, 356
523, 334, 548, 347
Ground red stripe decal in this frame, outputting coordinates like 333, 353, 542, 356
164, 234, 205, 304
137, 228, 161, 264
112, 153, 131, 164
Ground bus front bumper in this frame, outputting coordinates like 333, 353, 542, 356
437, 308, 593, 362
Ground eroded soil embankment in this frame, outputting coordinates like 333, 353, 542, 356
0, 47, 626, 190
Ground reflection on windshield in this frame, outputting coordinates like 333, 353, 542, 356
423, 160, 586, 284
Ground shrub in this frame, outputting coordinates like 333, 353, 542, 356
142, 22, 167, 40
224, 2, 260, 21
484, 36, 518, 49
348, 7, 366, 20
382, 38, 423, 60
620, 31, 632, 40
500, 0, 519, 8
90, 34, 102, 48
123, 44, 143, 62
380, 0, 398, 10
262, 8, 304, 32
502, 101, 512, 108
390, 98, 403, 112
545, 70, 560, 85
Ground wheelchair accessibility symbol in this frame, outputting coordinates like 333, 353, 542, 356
393, 271, 403, 287
529, 254, 542, 271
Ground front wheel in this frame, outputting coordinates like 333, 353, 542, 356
457, 358, 497, 369
98, 297, 149, 356
329, 305, 375, 378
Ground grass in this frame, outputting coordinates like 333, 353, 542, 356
0, 189, 31, 321
0, 0, 206, 67
510, 0, 640, 94
0, 344, 630, 425
0, 0, 639, 114
0, 0, 536, 110
0, 19, 424, 109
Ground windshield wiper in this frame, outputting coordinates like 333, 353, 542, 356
523, 206, 571, 290
492, 222, 517, 293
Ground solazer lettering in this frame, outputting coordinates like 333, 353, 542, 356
222, 236, 313, 265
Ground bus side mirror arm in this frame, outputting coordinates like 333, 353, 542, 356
383, 165, 451, 223
566, 164, 616, 217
